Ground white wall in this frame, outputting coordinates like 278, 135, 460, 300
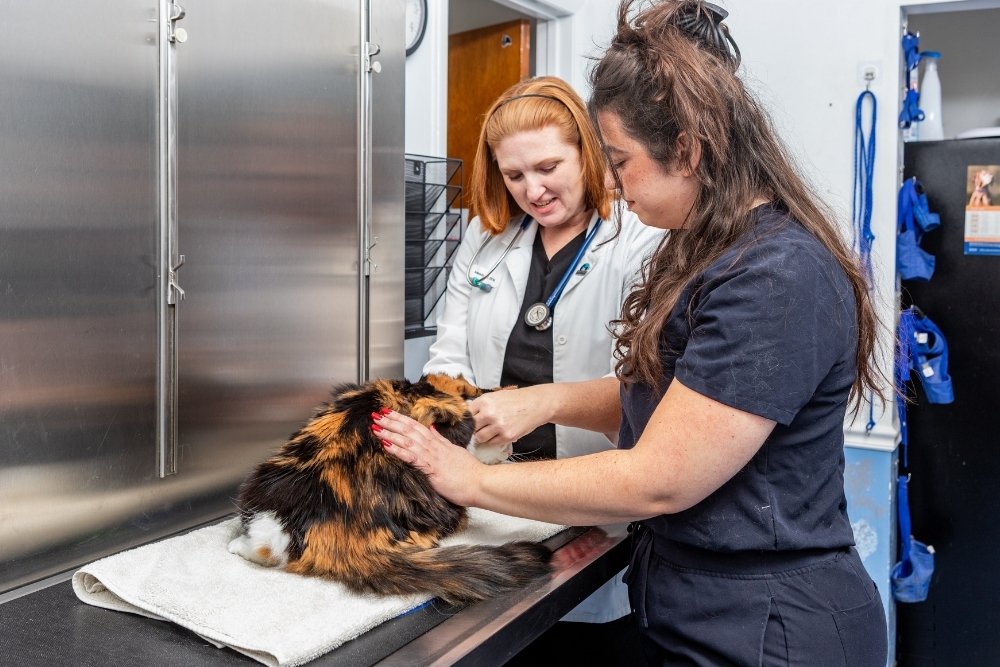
402, 0, 985, 414
724, 1, 907, 448
404, 0, 450, 158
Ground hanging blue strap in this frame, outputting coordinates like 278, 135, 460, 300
898, 179, 916, 237
853, 90, 877, 282
899, 88, 925, 129
899, 32, 924, 129
902, 32, 922, 74
891, 472, 936, 603
895, 307, 917, 467
896, 474, 914, 563
851, 88, 877, 431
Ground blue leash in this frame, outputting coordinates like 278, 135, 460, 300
853, 85, 877, 432
853, 89, 877, 282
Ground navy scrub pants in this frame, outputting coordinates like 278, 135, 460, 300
625, 526, 888, 666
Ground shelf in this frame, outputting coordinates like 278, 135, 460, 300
404, 154, 463, 338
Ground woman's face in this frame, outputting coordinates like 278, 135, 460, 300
596, 110, 699, 230
493, 125, 590, 230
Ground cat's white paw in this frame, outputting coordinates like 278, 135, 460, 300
229, 512, 290, 567
466, 437, 513, 465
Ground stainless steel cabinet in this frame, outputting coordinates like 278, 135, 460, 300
0, 0, 403, 596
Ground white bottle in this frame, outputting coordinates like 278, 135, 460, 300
919, 51, 944, 141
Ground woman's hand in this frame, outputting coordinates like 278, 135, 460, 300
374, 411, 483, 507
468, 385, 554, 447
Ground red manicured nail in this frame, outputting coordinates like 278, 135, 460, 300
371, 423, 384, 433
371, 411, 383, 421
379, 407, 392, 415
382, 440, 392, 448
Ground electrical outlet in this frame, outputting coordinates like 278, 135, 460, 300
858, 62, 880, 86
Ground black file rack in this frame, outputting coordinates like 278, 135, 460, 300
404, 154, 463, 338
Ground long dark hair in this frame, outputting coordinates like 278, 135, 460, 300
590, 0, 884, 410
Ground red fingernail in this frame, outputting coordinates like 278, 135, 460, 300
371, 411, 383, 421
380, 407, 392, 415
371, 423, 384, 433
382, 440, 392, 448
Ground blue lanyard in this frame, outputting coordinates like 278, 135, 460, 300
853, 86, 877, 432
545, 218, 602, 310
853, 89, 876, 282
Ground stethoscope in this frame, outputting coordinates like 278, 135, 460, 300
466, 214, 603, 331
467, 215, 533, 293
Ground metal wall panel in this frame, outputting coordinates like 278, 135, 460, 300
172, 0, 366, 494
368, 0, 406, 380
0, 0, 404, 596
0, 1, 161, 591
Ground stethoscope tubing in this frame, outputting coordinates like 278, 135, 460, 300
466, 215, 533, 291
542, 217, 602, 310
466, 214, 602, 331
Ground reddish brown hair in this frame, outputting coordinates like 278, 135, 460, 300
470, 76, 612, 234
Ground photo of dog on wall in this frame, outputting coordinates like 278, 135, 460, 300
967, 166, 997, 208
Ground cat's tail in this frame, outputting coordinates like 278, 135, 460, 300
372, 541, 553, 605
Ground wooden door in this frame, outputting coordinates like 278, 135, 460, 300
448, 19, 531, 204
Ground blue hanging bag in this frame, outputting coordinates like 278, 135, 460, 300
891, 475, 935, 603
910, 310, 955, 404
897, 179, 936, 281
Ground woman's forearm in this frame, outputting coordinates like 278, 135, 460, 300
472, 447, 656, 525
470, 376, 621, 445
542, 376, 622, 434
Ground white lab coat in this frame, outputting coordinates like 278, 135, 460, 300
423, 204, 665, 622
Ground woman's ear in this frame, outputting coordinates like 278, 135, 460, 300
675, 131, 702, 177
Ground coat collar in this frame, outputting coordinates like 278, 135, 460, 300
502, 210, 611, 307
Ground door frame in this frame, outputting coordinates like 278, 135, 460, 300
489, 0, 583, 83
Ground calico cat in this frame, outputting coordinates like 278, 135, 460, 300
227, 373, 553, 604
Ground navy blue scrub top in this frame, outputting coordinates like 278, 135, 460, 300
618, 206, 859, 552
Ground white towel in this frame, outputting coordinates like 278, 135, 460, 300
73, 509, 565, 667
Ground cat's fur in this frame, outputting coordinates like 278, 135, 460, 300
227, 373, 552, 604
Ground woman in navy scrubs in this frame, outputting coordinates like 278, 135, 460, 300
375, 1, 889, 664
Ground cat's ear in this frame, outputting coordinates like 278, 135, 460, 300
423, 373, 484, 399
410, 397, 466, 428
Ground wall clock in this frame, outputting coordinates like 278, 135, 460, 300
405, 0, 428, 57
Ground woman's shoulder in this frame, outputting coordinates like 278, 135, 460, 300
762, 211, 843, 274
705, 208, 851, 303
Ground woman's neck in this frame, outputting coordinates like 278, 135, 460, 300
536, 209, 593, 258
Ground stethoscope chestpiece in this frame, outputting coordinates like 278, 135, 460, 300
524, 302, 552, 331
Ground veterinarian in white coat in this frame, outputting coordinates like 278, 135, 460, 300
421, 76, 664, 662
425, 206, 660, 461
